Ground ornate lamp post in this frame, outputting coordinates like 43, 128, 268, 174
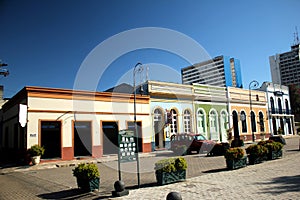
133, 62, 143, 188
249, 80, 259, 142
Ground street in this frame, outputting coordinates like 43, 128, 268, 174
0, 136, 299, 200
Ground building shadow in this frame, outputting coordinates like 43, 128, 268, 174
257, 175, 300, 194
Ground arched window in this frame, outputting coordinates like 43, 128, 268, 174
241, 111, 247, 133
278, 98, 282, 114
259, 112, 264, 132
285, 99, 289, 114
154, 108, 162, 122
220, 110, 228, 142
183, 109, 191, 133
220, 110, 228, 130
270, 97, 275, 114
250, 111, 256, 132
232, 111, 239, 139
209, 109, 219, 140
170, 109, 178, 135
197, 108, 206, 134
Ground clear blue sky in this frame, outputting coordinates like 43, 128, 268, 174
0, 0, 299, 97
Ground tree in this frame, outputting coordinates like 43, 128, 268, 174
289, 84, 300, 121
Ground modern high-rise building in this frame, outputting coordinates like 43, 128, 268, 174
181, 56, 243, 88
269, 44, 300, 86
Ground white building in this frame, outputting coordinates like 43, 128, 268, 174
259, 82, 295, 136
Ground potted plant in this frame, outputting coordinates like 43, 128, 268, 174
209, 143, 230, 156
154, 157, 187, 185
73, 163, 100, 192
224, 147, 247, 170
258, 140, 283, 160
246, 144, 268, 165
27, 144, 45, 165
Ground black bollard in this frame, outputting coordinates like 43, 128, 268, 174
166, 191, 182, 200
112, 180, 129, 197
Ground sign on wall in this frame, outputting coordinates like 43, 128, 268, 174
19, 104, 27, 127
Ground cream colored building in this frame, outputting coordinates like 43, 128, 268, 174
0, 86, 151, 161
146, 80, 194, 150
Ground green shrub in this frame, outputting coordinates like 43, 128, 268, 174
73, 163, 100, 180
28, 144, 45, 157
265, 142, 283, 152
224, 147, 245, 160
155, 157, 187, 173
246, 144, 268, 157
174, 157, 187, 171
209, 143, 230, 156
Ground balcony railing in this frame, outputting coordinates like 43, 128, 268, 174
269, 108, 293, 115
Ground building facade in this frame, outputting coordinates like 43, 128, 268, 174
259, 82, 295, 136
0, 81, 295, 162
193, 83, 229, 142
146, 81, 194, 150
227, 87, 270, 141
0, 86, 151, 161
269, 44, 300, 86
181, 56, 243, 88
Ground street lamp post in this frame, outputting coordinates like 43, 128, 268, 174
249, 80, 259, 142
133, 62, 142, 188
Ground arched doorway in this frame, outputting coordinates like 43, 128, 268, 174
272, 117, 277, 135
154, 108, 165, 149
280, 118, 284, 135
232, 111, 239, 140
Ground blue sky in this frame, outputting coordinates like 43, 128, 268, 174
0, 0, 299, 97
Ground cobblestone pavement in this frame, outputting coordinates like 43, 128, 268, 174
0, 136, 299, 199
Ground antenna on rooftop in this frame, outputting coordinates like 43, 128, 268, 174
294, 26, 300, 45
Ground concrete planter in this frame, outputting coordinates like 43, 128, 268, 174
76, 177, 100, 192
31, 156, 41, 165
267, 150, 283, 160
155, 170, 186, 186
226, 156, 247, 170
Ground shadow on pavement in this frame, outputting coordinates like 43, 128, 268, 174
257, 175, 300, 195
38, 188, 99, 200
285, 149, 300, 152
202, 167, 228, 173
126, 182, 157, 190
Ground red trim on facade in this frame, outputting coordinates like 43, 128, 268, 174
142, 143, 152, 153
92, 145, 103, 158
62, 147, 74, 160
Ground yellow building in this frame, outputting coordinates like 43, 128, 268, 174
228, 87, 270, 142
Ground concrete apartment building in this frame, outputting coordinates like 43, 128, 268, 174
269, 44, 300, 86
181, 56, 243, 88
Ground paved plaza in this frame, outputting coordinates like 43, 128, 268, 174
0, 136, 299, 199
